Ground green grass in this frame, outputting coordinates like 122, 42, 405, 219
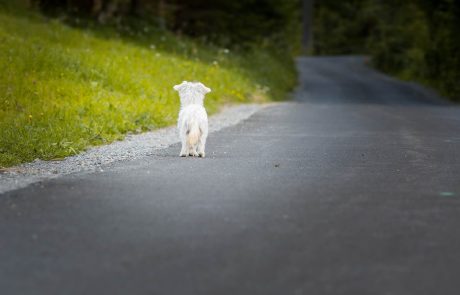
0, 5, 296, 167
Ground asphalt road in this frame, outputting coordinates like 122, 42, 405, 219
1, 56, 460, 295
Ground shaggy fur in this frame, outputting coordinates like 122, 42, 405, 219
174, 81, 211, 157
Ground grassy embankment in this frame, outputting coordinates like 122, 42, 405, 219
0, 4, 296, 167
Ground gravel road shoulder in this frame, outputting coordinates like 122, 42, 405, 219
0, 104, 267, 194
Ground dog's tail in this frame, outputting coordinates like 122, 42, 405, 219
186, 119, 201, 147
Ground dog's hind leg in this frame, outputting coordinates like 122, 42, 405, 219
197, 130, 207, 158
197, 123, 208, 158
179, 131, 188, 157
197, 136, 206, 158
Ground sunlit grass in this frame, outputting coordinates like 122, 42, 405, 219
0, 7, 296, 167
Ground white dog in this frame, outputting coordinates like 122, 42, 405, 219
174, 81, 211, 157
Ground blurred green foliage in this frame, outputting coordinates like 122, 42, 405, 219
314, 0, 460, 101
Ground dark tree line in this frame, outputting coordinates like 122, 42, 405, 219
314, 0, 460, 101
34, 0, 162, 19
31, 0, 301, 52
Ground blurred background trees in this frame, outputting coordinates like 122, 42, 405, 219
313, 0, 460, 101
30, 0, 301, 54
11, 0, 460, 100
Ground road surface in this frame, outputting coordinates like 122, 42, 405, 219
1, 56, 460, 295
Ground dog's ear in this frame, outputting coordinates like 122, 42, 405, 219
198, 82, 211, 95
173, 81, 188, 92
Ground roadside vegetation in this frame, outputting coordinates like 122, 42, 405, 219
313, 0, 460, 102
0, 0, 300, 167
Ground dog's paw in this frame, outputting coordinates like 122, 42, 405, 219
179, 153, 187, 157
189, 152, 199, 157
198, 152, 205, 158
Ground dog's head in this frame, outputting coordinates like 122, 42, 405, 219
173, 81, 211, 106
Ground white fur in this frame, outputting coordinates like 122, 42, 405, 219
174, 81, 211, 157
